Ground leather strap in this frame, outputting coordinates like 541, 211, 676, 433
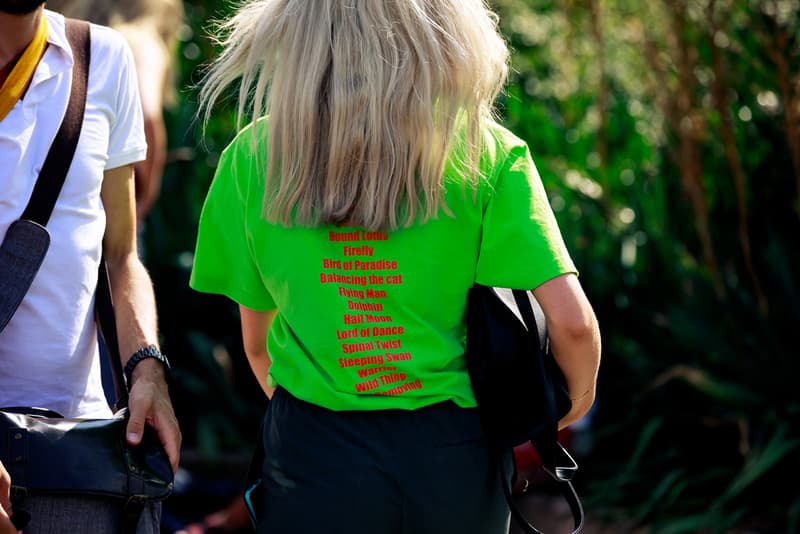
20, 19, 90, 226
120, 496, 147, 534
513, 290, 560, 463
96, 258, 129, 409
501, 451, 584, 534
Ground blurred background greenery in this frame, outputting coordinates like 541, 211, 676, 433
144, 0, 800, 532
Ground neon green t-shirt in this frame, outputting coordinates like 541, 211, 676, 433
190, 118, 576, 411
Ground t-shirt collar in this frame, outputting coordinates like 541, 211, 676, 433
28, 10, 74, 91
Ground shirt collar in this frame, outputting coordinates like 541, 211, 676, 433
28, 10, 74, 90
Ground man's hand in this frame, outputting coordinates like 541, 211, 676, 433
0, 460, 17, 533
0, 460, 10, 518
0, 509, 17, 534
125, 359, 182, 473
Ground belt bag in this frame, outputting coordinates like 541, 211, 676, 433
0, 407, 173, 502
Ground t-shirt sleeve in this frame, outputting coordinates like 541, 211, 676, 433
475, 143, 577, 289
189, 144, 276, 311
105, 35, 147, 170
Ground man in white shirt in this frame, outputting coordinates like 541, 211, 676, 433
0, 1, 181, 532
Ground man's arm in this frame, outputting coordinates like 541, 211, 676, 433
101, 164, 181, 472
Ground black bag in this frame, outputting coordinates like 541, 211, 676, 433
0, 263, 175, 533
465, 284, 583, 534
0, 407, 174, 512
0, 18, 174, 534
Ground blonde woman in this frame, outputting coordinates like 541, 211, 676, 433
191, 1, 601, 533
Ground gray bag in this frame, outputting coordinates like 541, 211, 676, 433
0, 220, 50, 333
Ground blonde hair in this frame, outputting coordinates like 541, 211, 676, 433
199, 0, 509, 231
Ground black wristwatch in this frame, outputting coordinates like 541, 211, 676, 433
124, 344, 171, 388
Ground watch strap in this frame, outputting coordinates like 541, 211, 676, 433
124, 345, 169, 388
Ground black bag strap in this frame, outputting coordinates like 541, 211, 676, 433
503, 289, 584, 534
513, 290, 560, 461
96, 259, 129, 409
20, 19, 90, 226
501, 465, 583, 534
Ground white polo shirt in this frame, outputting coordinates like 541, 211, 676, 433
0, 10, 147, 418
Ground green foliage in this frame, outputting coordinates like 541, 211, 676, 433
146, 0, 800, 529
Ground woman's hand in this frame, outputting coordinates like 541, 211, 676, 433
558, 385, 596, 430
